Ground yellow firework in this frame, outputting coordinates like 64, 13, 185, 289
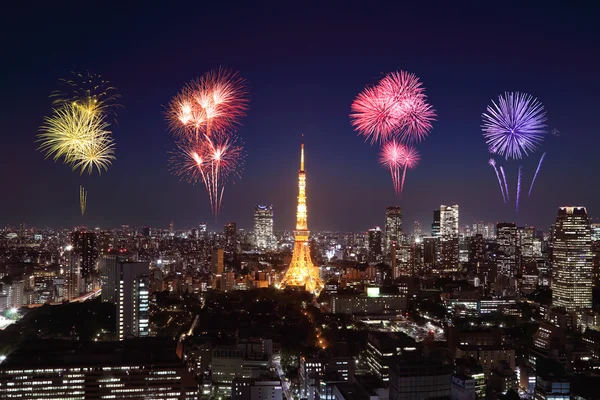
37, 102, 115, 175
80, 186, 87, 216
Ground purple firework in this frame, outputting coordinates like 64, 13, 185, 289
488, 158, 506, 203
499, 166, 509, 201
516, 165, 523, 214
482, 92, 547, 159
528, 152, 546, 197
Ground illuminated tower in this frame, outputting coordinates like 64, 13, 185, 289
281, 137, 324, 295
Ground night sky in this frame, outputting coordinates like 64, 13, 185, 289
2, 2, 599, 232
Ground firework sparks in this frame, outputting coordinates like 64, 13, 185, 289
170, 134, 245, 216
51, 71, 121, 118
482, 92, 547, 159
499, 166, 509, 201
166, 67, 249, 141
37, 103, 115, 175
80, 186, 87, 216
350, 70, 436, 144
166, 67, 249, 217
379, 140, 405, 193
489, 158, 507, 203
516, 165, 523, 214
528, 152, 546, 197
398, 145, 420, 195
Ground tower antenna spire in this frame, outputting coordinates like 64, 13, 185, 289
300, 134, 305, 171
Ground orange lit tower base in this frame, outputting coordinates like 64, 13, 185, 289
281, 137, 324, 295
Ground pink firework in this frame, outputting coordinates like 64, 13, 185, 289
379, 140, 406, 194
350, 70, 436, 144
167, 67, 249, 140
170, 133, 244, 216
350, 85, 401, 144
398, 145, 420, 195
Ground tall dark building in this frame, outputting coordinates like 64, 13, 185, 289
431, 210, 441, 238
368, 227, 383, 262
70, 230, 98, 280
385, 206, 402, 254
423, 237, 437, 268
496, 223, 518, 278
552, 206, 593, 311
470, 234, 485, 264
224, 222, 237, 261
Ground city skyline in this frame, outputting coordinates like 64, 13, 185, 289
2, 3, 599, 230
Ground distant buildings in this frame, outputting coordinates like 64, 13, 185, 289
552, 206, 593, 312
254, 205, 276, 250
330, 287, 406, 315
385, 206, 402, 254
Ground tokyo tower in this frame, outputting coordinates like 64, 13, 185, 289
280, 136, 324, 295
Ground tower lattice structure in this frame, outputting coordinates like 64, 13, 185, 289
281, 137, 324, 295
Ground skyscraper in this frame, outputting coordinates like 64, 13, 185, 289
70, 230, 98, 281
497, 223, 518, 277
64, 252, 81, 301
116, 262, 150, 340
552, 206, 593, 312
281, 137, 324, 294
413, 221, 422, 239
431, 210, 441, 238
440, 204, 459, 238
385, 206, 402, 254
224, 222, 237, 260
368, 227, 383, 262
440, 204, 459, 269
100, 250, 137, 304
254, 205, 275, 250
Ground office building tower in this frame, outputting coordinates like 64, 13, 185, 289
0, 339, 198, 399
591, 223, 600, 242
70, 230, 98, 279
281, 138, 324, 294
224, 222, 238, 260
470, 234, 485, 264
212, 248, 225, 275
440, 204, 459, 238
254, 205, 275, 250
440, 204, 459, 269
64, 252, 81, 301
552, 206, 593, 312
169, 221, 175, 235
116, 262, 150, 340
142, 226, 151, 237
368, 227, 383, 262
385, 206, 402, 253
413, 221, 422, 239
423, 237, 437, 268
198, 223, 208, 239
497, 223, 518, 277
100, 250, 137, 304
431, 210, 441, 238
2, 280, 24, 309
518, 226, 535, 269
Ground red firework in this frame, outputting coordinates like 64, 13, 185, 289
167, 67, 249, 140
398, 145, 420, 195
350, 70, 436, 144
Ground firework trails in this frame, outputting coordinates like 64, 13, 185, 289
528, 152, 547, 197
499, 166, 509, 202
516, 165, 523, 214
166, 67, 249, 216
482, 92, 547, 159
37, 72, 119, 216
489, 158, 506, 203
350, 70, 436, 144
380, 140, 404, 194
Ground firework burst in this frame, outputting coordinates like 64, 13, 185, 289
482, 92, 547, 159
350, 70, 436, 144
379, 140, 405, 194
166, 67, 249, 141
37, 102, 115, 175
398, 145, 420, 195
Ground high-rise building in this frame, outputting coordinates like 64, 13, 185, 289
70, 230, 98, 280
281, 137, 324, 294
2, 280, 24, 309
116, 262, 150, 340
212, 248, 224, 276
440, 204, 459, 269
224, 222, 238, 260
431, 210, 441, 238
440, 204, 459, 238
64, 252, 81, 301
385, 206, 402, 253
518, 226, 535, 270
199, 223, 208, 239
254, 205, 275, 250
497, 223, 518, 278
100, 250, 137, 304
142, 226, 151, 237
368, 227, 383, 262
413, 221, 422, 239
552, 206, 593, 312
423, 237, 437, 268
